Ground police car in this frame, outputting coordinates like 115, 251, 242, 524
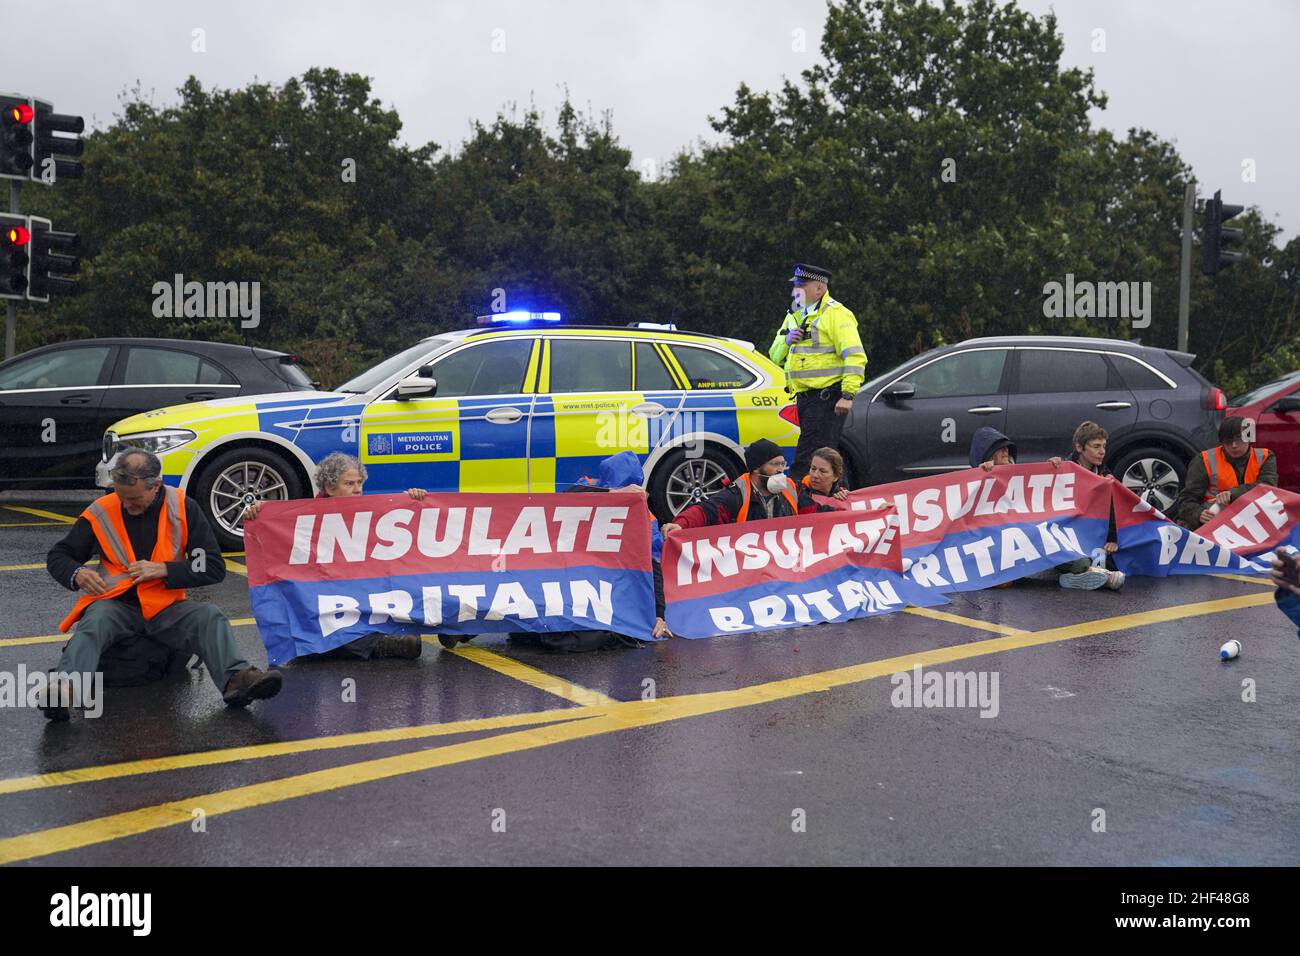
98, 314, 800, 548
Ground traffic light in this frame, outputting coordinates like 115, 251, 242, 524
25, 216, 79, 302
0, 214, 31, 299
31, 99, 84, 183
0, 95, 35, 180
1202, 189, 1246, 276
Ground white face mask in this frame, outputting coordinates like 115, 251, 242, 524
767, 474, 789, 494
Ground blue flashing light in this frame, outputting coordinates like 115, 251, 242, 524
476, 311, 563, 326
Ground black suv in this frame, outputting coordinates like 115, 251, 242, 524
0, 338, 315, 489
838, 336, 1225, 512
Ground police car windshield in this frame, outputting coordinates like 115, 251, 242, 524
336, 340, 451, 394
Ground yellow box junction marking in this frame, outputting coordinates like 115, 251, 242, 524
0, 589, 1277, 865
2, 506, 76, 524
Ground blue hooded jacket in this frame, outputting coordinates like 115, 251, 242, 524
969, 427, 1017, 468
589, 451, 663, 562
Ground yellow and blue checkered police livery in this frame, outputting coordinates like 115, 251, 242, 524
99, 323, 800, 546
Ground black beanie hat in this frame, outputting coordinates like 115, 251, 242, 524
745, 439, 783, 472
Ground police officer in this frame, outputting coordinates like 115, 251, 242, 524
768, 264, 866, 481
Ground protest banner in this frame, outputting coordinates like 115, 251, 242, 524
661, 505, 943, 638
245, 491, 657, 664
1113, 482, 1298, 577
845, 462, 1114, 592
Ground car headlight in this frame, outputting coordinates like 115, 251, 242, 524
108, 429, 197, 459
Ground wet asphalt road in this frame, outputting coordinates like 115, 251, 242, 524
0, 491, 1297, 866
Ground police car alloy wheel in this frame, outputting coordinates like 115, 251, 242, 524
193, 446, 305, 550
665, 456, 729, 515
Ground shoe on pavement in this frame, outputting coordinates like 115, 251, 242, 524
222, 666, 283, 707
40, 677, 75, 722
373, 634, 423, 659
436, 634, 460, 650
1059, 567, 1109, 591
1103, 570, 1126, 590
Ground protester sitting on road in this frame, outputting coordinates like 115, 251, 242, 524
801, 447, 850, 504
576, 451, 671, 639
518, 450, 674, 650
968, 426, 1121, 591
1174, 416, 1277, 530
43, 449, 282, 719
1059, 420, 1125, 591
662, 439, 815, 534
244, 451, 429, 659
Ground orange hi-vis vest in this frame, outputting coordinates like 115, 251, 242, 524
59, 486, 189, 632
734, 473, 799, 522
1202, 446, 1270, 502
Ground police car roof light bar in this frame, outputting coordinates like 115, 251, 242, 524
476, 311, 562, 326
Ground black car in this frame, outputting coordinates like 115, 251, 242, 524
838, 336, 1226, 512
0, 338, 315, 489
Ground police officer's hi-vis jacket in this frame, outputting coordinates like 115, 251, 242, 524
767, 294, 867, 396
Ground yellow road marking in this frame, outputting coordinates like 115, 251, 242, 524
0, 522, 67, 528
441, 641, 619, 707
1211, 573, 1273, 587
904, 606, 1029, 636
0, 618, 257, 649
0, 707, 594, 796
2, 506, 76, 524
0, 635, 70, 648
0, 555, 241, 573
224, 559, 247, 576
0, 588, 1277, 865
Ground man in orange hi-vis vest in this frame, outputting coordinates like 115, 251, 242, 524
1174, 416, 1278, 529
42, 449, 282, 720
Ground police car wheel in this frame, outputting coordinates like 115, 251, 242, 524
194, 446, 305, 551
1113, 446, 1184, 514
649, 446, 740, 520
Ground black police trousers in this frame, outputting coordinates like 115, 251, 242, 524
790, 387, 846, 482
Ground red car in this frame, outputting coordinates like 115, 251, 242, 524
1227, 370, 1300, 491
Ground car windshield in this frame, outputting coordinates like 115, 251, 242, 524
335, 339, 453, 394
1229, 369, 1300, 407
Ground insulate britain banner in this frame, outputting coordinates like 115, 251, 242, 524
1112, 482, 1300, 576
245, 492, 656, 664
661, 505, 949, 638
841, 462, 1114, 592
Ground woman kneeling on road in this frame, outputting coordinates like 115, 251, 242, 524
243, 451, 430, 660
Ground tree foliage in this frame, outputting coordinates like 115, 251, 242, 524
15, 3, 1297, 395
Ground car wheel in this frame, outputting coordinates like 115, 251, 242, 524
193, 446, 306, 551
1113, 447, 1185, 514
648, 446, 741, 521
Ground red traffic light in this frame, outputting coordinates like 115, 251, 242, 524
4, 225, 30, 246
7, 104, 34, 125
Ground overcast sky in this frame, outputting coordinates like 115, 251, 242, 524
15, 0, 1298, 240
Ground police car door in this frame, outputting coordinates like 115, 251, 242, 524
529, 335, 684, 491
361, 336, 538, 493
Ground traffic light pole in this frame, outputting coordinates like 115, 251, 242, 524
5, 179, 18, 359
1177, 182, 1194, 354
